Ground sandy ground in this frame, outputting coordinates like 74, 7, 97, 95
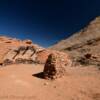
0, 64, 100, 100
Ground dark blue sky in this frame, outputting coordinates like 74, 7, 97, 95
0, 0, 100, 47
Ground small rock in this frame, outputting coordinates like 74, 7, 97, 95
53, 86, 56, 88
44, 82, 48, 86
24, 40, 32, 44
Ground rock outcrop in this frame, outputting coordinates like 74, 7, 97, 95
49, 16, 100, 67
2, 46, 72, 66
0, 36, 72, 71
3, 45, 44, 65
0, 37, 44, 65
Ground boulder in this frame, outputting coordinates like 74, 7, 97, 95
43, 53, 66, 80
23, 40, 32, 44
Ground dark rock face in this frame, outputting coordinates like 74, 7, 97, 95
73, 53, 100, 67
43, 53, 66, 80
3, 59, 13, 66
15, 58, 34, 64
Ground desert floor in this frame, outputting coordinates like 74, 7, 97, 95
0, 64, 100, 100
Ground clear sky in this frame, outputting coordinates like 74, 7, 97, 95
0, 0, 100, 47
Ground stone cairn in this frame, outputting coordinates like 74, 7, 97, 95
43, 53, 66, 80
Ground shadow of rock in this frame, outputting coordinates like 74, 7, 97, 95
32, 72, 44, 79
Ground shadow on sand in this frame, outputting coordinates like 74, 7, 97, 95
32, 72, 44, 79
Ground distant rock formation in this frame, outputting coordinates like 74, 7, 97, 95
2, 45, 44, 65
0, 36, 72, 68
50, 16, 100, 67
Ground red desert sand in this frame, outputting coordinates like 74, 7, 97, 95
0, 64, 100, 100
